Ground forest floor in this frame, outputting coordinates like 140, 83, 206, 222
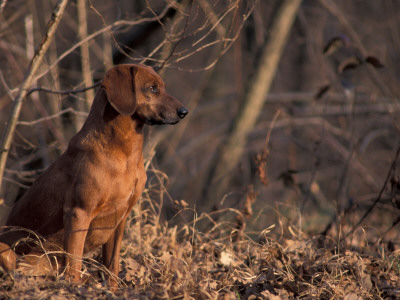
0, 199, 399, 300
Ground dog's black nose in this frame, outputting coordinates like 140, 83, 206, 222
177, 107, 188, 119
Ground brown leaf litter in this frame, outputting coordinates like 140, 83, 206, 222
1, 205, 399, 299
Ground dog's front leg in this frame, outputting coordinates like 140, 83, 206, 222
63, 207, 92, 282
102, 215, 129, 288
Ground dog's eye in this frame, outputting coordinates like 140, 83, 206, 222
149, 86, 158, 93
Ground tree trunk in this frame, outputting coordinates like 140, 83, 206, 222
203, 0, 302, 209
76, 0, 94, 131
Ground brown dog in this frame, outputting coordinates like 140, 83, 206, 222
0, 64, 188, 283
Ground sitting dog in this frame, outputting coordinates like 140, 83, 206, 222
0, 64, 188, 285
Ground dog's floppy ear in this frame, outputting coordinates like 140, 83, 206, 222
102, 65, 137, 116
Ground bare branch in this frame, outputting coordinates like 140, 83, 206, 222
2, 177, 30, 190
171, 2, 256, 72
9, 5, 174, 91
0, 0, 69, 191
27, 81, 101, 97
17, 108, 88, 127
347, 144, 400, 236
194, 0, 230, 46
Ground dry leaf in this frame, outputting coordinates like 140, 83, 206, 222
344, 293, 363, 300
365, 56, 384, 68
255, 151, 269, 185
323, 36, 345, 56
243, 185, 257, 218
338, 56, 363, 73
277, 169, 298, 190
219, 250, 235, 267
314, 84, 331, 100
261, 290, 283, 300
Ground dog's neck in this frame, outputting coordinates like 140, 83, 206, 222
75, 89, 144, 156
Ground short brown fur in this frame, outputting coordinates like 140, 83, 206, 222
0, 64, 187, 286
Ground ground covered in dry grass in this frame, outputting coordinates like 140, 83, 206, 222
0, 200, 399, 300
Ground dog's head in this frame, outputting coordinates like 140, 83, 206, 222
101, 64, 188, 125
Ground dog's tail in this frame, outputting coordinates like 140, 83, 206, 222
0, 242, 16, 271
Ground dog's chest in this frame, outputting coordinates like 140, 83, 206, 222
80, 151, 144, 251
84, 190, 136, 251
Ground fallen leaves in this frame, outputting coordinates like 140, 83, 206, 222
1, 208, 400, 299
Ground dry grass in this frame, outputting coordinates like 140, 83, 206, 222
1, 195, 399, 299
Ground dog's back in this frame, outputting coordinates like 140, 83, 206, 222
0, 64, 188, 282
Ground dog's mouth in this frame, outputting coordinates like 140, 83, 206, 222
133, 107, 188, 126
132, 114, 179, 125
145, 118, 180, 125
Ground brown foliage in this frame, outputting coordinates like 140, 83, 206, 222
1, 187, 399, 299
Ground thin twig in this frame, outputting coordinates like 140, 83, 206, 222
2, 177, 31, 189
168, 1, 256, 72
17, 108, 88, 126
27, 81, 101, 97
347, 144, 400, 237
5, 6, 173, 95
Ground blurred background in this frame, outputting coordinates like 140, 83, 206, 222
0, 0, 399, 246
